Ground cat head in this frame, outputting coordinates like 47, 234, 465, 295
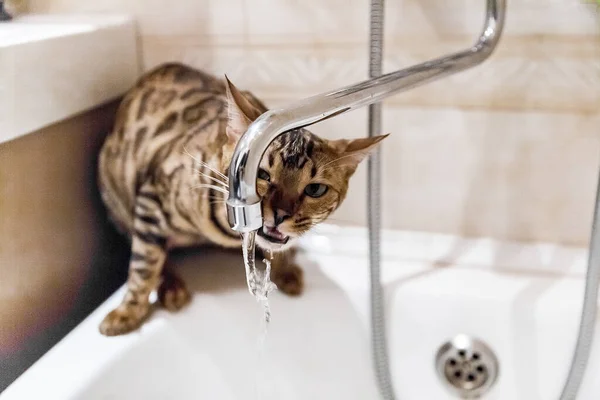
224, 77, 387, 251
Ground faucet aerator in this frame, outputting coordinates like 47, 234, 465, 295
226, 201, 263, 232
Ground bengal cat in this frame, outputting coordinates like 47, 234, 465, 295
98, 63, 387, 336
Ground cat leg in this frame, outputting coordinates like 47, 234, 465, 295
269, 248, 304, 296
158, 265, 192, 312
99, 194, 168, 336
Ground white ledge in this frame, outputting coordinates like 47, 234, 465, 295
0, 15, 139, 144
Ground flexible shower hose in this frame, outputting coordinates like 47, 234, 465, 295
366, 2, 598, 399
559, 167, 600, 400
367, 0, 397, 399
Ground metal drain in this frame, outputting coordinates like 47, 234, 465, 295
435, 334, 499, 398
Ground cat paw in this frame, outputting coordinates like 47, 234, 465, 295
99, 304, 149, 336
158, 272, 191, 312
272, 264, 304, 296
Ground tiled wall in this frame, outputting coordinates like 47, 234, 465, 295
29, 0, 600, 245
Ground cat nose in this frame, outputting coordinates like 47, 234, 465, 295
273, 209, 291, 226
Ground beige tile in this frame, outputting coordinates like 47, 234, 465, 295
500, 0, 599, 36
144, 43, 369, 92
139, 37, 600, 113
30, 0, 600, 115
147, 0, 597, 41
29, 0, 600, 41
387, 51, 600, 113
302, 107, 600, 246
385, 0, 599, 38
243, 0, 368, 41
28, 0, 246, 37
18, 0, 600, 248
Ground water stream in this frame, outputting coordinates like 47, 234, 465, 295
242, 231, 277, 323
242, 231, 277, 399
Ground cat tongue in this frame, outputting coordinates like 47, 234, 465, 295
265, 226, 286, 240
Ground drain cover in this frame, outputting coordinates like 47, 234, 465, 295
435, 334, 499, 398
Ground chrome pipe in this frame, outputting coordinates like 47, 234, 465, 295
226, 0, 507, 232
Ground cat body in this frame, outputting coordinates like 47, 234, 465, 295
98, 63, 386, 336
99, 64, 250, 251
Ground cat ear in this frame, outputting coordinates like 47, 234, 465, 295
224, 75, 262, 143
329, 134, 389, 171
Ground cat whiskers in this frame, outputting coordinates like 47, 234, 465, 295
183, 146, 229, 182
205, 194, 226, 200
321, 217, 351, 224
183, 146, 233, 196
193, 168, 228, 188
190, 183, 229, 195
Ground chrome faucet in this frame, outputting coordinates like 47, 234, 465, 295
226, 0, 507, 232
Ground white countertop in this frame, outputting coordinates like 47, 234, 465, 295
0, 14, 139, 144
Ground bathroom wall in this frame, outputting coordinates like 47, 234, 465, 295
28, 0, 600, 246
0, 102, 130, 390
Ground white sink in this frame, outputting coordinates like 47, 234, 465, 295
0, 15, 139, 144
2, 225, 599, 399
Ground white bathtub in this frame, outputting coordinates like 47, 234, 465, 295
2, 225, 599, 399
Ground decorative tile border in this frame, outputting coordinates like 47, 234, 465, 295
142, 36, 600, 113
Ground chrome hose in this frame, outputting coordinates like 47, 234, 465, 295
365, 1, 598, 399
367, 0, 397, 398
559, 166, 600, 400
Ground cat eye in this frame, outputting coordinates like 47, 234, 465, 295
304, 183, 328, 198
258, 168, 270, 182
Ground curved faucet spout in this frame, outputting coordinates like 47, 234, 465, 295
226, 0, 506, 232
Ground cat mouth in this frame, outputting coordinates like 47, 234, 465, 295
258, 225, 290, 245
